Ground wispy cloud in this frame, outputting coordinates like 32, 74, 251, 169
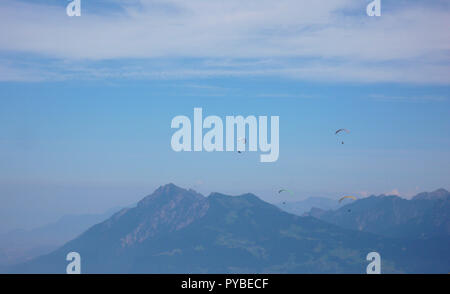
369, 93, 448, 102
0, 0, 449, 83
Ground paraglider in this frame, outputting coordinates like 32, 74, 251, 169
335, 128, 350, 144
335, 129, 350, 135
278, 189, 293, 194
338, 195, 357, 203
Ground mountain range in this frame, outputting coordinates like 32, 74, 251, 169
6, 184, 449, 274
305, 189, 450, 240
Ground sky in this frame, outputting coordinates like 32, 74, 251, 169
0, 0, 449, 232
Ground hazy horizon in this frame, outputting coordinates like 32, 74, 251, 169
0, 181, 448, 233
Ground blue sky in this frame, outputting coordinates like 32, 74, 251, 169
0, 0, 449, 231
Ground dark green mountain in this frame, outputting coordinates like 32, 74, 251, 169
306, 189, 450, 239
8, 184, 450, 274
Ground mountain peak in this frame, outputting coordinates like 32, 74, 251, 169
413, 188, 449, 200
157, 183, 186, 194
433, 188, 449, 194
94, 183, 210, 247
137, 183, 204, 207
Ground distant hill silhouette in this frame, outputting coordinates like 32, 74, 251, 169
306, 189, 450, 239
276, 197, 338, 215
0, 207, 121, 266
7, 184, 450, 274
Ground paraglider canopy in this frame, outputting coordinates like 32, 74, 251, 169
335, 128, 350, 135
339, 195, 357, 203
335, 129, 350, 144
278, 189, 293, 194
